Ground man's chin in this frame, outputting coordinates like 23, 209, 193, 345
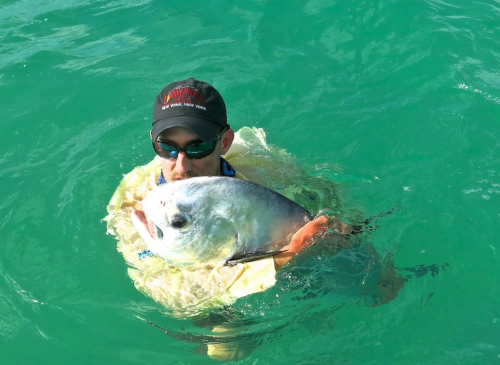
170, 173, 197, 181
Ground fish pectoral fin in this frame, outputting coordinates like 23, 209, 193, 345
286, 216, 329, 253
224, 250, 288, 267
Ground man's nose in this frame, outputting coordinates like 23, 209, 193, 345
174, 152, 191, 174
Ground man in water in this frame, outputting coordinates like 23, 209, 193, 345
125, 79, 402, 360
135, 78, 402, 302
133, 77, 333, 270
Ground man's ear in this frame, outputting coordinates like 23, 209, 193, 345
150, 130, 153, 139
221, 128, 234, 155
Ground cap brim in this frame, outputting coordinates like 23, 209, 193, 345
152, 116, 222, 142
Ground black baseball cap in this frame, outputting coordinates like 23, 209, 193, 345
151, 78, 228, 142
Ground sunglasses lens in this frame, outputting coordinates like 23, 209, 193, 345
154, 142, 178, 159
185, 141, 216, 159
154, 141, 216, 160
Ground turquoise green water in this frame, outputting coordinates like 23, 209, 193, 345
1, 0, 500, 363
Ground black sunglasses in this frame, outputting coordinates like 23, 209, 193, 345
153, 126, 229, 160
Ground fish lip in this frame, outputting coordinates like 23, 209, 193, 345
144, 211, 166, 240
144, 214, 158, 240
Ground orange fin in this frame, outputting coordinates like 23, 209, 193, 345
287, 215, 329, 253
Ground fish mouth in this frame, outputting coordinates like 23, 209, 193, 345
145, 215, 163, 240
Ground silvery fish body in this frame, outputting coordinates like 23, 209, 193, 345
140, 176, 312, 270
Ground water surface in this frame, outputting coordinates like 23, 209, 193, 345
1, 0, 500, 363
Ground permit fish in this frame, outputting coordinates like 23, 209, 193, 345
131, 176, 314, 270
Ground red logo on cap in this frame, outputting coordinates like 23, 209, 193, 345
163, 87, 204, 106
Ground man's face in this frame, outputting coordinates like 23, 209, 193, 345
154, 126, 234, 182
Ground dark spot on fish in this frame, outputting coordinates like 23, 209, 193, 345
170, 214, 187, 229
155, 225, 163, 239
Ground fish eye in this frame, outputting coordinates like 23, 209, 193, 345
170, 214, 188, 229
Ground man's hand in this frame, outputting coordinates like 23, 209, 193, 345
273, 216, 329, 270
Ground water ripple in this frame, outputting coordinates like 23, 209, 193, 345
0, 0, 95, 37
91, 0, 153, 16
56, 29, 147, 71
0, 25, 90, 70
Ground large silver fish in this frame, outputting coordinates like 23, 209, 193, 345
132, 177, 313, 270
